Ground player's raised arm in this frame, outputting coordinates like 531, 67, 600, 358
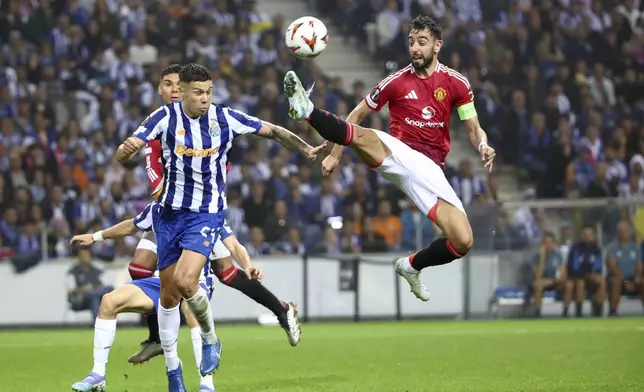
69, 203, 158, 246
116, 106, 169, 163
256, 120, 326, 160
453, 80, 496, 171
220, 105, 323, 159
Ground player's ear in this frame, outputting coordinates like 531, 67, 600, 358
434, 39, 443, 54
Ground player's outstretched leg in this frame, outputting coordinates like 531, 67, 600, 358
158, 265, 187, 392
72, 284, 156, 392
175, 250, 221, 376
214, 258, 301, 346
127, 245, 163, 364
181, 302, 216, 392
284, 70, 390, 167
395, 200, 473, 300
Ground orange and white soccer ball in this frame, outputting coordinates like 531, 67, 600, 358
285, 16, 328, 59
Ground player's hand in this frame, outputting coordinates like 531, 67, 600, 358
245, 266, 263, 281
322, 154, 340, 176
479, 144, 496, 172
305, 141, 328, 161
122, 137, 140, 156
70, 234, 94, 246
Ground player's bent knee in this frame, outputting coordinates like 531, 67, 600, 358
174, 271, 200, 298
98, 291, 120, 317
450, 231, 474, 255
214, 257, 234, 276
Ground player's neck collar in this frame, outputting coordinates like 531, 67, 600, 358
410, 60, 440, 78
179, 101, 202, 119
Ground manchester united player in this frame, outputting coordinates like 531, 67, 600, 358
129, 65, 301, 364
284, 16, 495, 301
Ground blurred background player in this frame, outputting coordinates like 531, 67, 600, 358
117, 64, 322, 390
565, 225, 605, 317
284, 16, 495, 301
130, 65, 301, 365
606, 221, 644, 316
70, 202, 226, 392
530, 232, 569, 317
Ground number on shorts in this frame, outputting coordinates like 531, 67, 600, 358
200, 226, 216, 243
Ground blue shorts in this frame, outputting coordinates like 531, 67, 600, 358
153, 206, 226, 271
129, 277, 214, 314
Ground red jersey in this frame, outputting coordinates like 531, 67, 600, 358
364, 62, 474, 167
145, 140, 164, 197
145, 141, 231, 198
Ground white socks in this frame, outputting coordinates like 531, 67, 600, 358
184, 288, 218, 345
402, 257, 419, 274
191, 328, 214, 388
305, 100, 314, 118
92, 318, 117, 377
158, 303, 182, 371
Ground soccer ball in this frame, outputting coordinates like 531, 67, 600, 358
285, 16, 328, 59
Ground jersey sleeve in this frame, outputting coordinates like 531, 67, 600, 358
364, 72, 399, 112
224, 107, 263, 136
145, 140, 164, 197
133, 202, 157, 232
133, 106, 169, 142
448, 71, 477, 121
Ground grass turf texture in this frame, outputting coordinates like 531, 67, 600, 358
0, 318, 642, 392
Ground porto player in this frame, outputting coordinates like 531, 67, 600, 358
117, 64, 322, 390
284, 16, 495, 301
129, 65, 302, 365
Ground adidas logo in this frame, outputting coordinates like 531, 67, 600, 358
405, 90, 418, 99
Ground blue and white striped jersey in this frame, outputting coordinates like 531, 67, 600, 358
133, 201, 216, 293
133, 201, 161, 232
133, 102, 262, 213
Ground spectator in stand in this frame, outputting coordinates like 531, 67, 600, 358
451, 158, 486, 206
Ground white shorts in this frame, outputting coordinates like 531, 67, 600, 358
211, 238, 231, 260
136, 231, 157, 254
371, 130, 465, 221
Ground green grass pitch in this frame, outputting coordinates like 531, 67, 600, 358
1, 318, 643, 391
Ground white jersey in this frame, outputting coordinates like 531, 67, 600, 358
133, 102, 262, 213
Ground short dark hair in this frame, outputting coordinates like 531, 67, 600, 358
582, 224, 596, 232
179, 63, 211, 83
161, 64, 183, 78
409, 15, 442, 40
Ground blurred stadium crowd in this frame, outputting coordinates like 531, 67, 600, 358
0, 0, 643, 273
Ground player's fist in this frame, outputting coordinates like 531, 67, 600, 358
321, 154, 340, 176
305, 141, 328, 161
479, 143, 496, 172
122, 137, 141, 156
70, 234, 94, 246
245, 266, 263, 281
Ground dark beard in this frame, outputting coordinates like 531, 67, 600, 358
411, 53, 434, 71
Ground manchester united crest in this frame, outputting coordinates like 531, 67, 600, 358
434, 87, 447, 101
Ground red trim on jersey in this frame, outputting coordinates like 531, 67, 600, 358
226, 162, 231, 173
368, 160, 383, 169
146, 140, 164, 197
427, 201, 439, 223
